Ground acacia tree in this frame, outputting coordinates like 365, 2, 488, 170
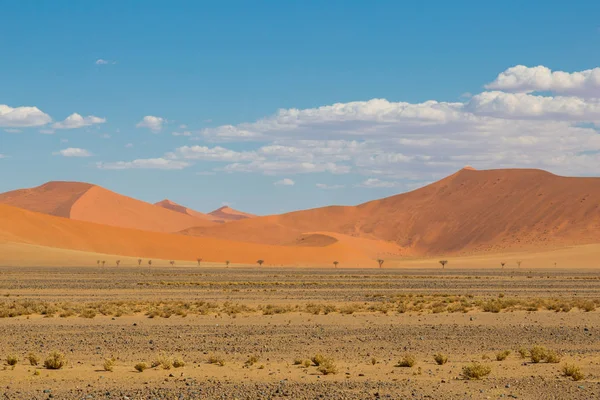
500, 262, 505, 268
333, 261, 339, 268
148, 260, 152, 266
101, 260, 106, 267
257, 259, 264, 267
170, 260, 175, 266
377, 259, 384, 268
96, 260, 100, 266
439, 260, 448, 269
137, 259, 142, 266
225, 260, 230, 267
116, 260, 120, 267
197, 258, 202, 266
516, 260, 522, 268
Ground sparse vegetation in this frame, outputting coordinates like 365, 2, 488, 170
439, 260, 448, 268
27, 353, 39, 366
377, 259, 384, 268
317, 357, 338, 375
103, 358, 116, 372
518, 347, 529, 358
44, 351, 66, 369
257, 259, 264, 266
397, 354, 417, 367
172, 358, 185, 368
530, 345, 548, 363
170, 260, 175, 266
462, 363, 491, 380
333, 261, 339, 268
433, 353, 448, 365
137, 259, 142, 266
563, 364, 585, 381
116, 260, 120, 267
302, 359, 311, 368
208, 354, 225, 366
6, 355, 18, 366
225, 260, 230, 267
245, 355, 259, 367
311, 354, 326, 366
371, 357, 377, 365
134, 362, 148, 372
496, 350, 511, 361
197, 258, 202, 266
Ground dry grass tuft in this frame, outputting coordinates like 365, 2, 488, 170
172, 358, 185, 368
517, 347, 529, 358
462, 363, 491, 380
433, 353, 448, 365
245, 355, 259, 367
208, 354, 225, 366
563, 364, 585, 381
496, 350, 511, 361
316, 357, 338, 375
311, 353, 326, 366
134, 362, 148, 372
6, 355, 18, 366
103, 358, 116, 372
302, 359, 311, 368
44, 351, 66, 369
397, 354, 417, 367
27, 353, 39, 366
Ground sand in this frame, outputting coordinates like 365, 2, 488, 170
208, 205, 256, 221
154, 199, 221, 222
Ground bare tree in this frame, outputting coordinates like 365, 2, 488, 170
333, 261, 339, 268
439, 260, 448, 269
377, 259, 384, 268
257, 259, 264, 267
500, 262, 505, 268
137, 259, 142, 266
116, 260, 120, 267
197, 258, 202, 266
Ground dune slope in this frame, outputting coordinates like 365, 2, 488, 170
209, 206, 256, 222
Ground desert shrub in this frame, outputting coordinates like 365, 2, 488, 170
530, 346, 548, 363
462, 363, 491, 380
517, 347, 529, 358
496, 350, 511, 361
293, 358, 303, 365
27, 353, 39, 366
103, 358, 116, 372
397, 354, 417, 367
6, 355, 18, 366
44, 351, 66, 369
152, 354, 172, 369
208, 354, 225, 366
433, 353, 448, 365
302, 359, 311, 368
371, 357, 377, 365
311, 353, 326, 366
245, 355, 259, 367
134, 362, 148, 372
545, 350, 561, 363
172, 358, 185, 368
80, 309, 97, 319
317, 358, 338, 375
563, 364, 585, 381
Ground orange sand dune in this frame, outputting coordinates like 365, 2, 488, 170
0, 204, 401, 266
0, 182, 216, 233
181, 168, 600, 255
208, 206, 256, 222
154, 199, 221, 222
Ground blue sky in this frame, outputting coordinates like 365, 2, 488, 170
1, 1, 600, 214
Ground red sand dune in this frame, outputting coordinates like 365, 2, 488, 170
0, 204, 400, 266
0, 182, 216, 233
154, 200, 255, 223
154, 199, 220, 222
209, 206, 256, 222
181, 168, 600, 255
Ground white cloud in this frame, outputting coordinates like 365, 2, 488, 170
54, 148, 92, 157
95, 59, 116, 65
171, 130, 192, 137
357, 178, 399, 188
316, 183, 345, 189
168, 145, 258, 161
223, 160, 350, 175
274, 178, 295, 186
0, 104, 52, 127
486, 65, 600, 98
52, 113, 106, 129
136, 116, 165, 132
97, 158, 190, 170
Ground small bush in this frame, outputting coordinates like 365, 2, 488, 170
245, 355, 259, 367
545, 350, 561, 363
371, 357, 377, 365
293, 358, 303, 365
27, 353, 39, 366
311, 354, 326, 366
530, 346, 548, 363
152, 354, 172, 369
44, 352, 66, 369
433, 353, 448, 365
317, 358, 338, 375
208, 354, 225, 366
496, 350, 511, 361
172, 358, 185, 368
134, 362, 148, 372
302, 359, 311, 368
517, 347, 529, 358
103, 358, 116, 372
462, 363, 491, 380
563, 364, 585, 381
6, 355, 18, 366
80, 309, 97, 319
397, 354, 417, 367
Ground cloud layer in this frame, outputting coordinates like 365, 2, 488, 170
136, 116, 165, 132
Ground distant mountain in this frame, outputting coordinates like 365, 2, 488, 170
0, 181, 216, 233
180, 168, 600, 255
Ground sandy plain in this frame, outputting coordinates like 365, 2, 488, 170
0, 264, 598, 399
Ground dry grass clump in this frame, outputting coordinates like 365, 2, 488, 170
79, 309, 97, 319
433, 353, 448, 365
462, 363, 491, 380
371, 357, 377, 365
208, 354, 225, 366
302, 359, 311, 368
152, 354, 173, 369
397, 354, 417, 367
103, 358, 116, 372
517, 347, 529, 358
172, 358, 185, 368
311, 354, 326, 366
244, 355, 259, 367
134, 362, 148, 372
563, 364, 585, 381
44, 351, 66, 369
530, 346, 561, 363
27, 353, 39, 366
496, 350, 511, 361
6, 355, 18, 366
293, 358, 303, 365
316, 358, 338, 375
305, 303, 336, 315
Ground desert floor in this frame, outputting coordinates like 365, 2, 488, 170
0, 266, 599, 399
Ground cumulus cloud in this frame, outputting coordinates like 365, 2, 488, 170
274, 178, 295, 186
0, 104, 52, 127
52, 113, 106, 129
486, 65, 600, 98
97, 158, 190, 170
54, 148, 92, 157
136, 116, 165, 132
